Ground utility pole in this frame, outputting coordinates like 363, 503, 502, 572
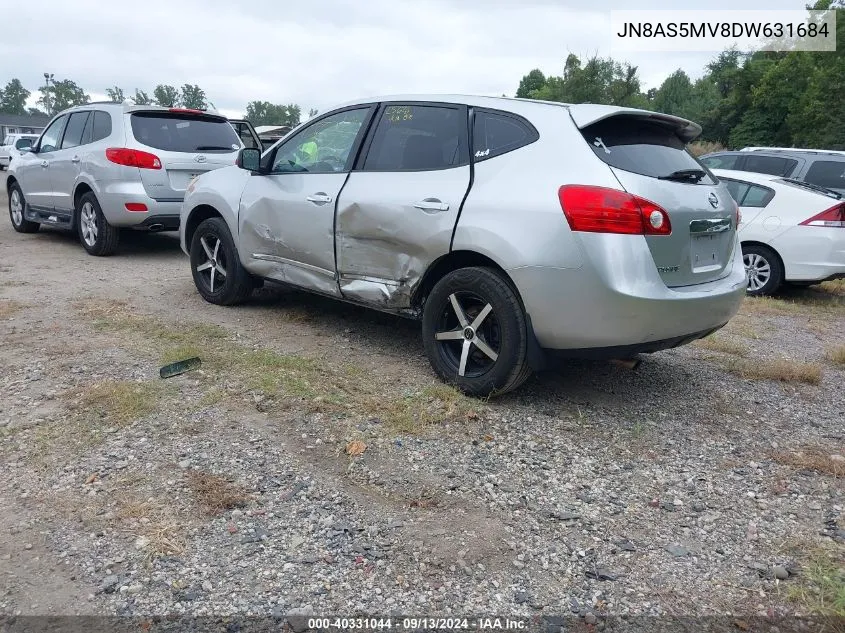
43, 72, 54, 115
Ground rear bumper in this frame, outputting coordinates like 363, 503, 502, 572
510, 233, 747, 352
97, 180, 183, 228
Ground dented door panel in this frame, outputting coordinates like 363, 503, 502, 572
238, 172, 346, 296
335, 167, 471, 307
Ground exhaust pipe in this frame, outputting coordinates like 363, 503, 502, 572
610, 357, 642, 371
147, 223, 164, 232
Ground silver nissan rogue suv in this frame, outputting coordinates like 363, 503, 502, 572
6, 102, 242, 255
179, 95, 747, 395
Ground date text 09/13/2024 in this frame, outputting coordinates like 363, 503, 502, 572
306, 618, 528, 630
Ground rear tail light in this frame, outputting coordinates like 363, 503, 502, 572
558, 185, 671, 235
106, 148, 162, 170
169, 107, 204, 115
799, 202, 845, 228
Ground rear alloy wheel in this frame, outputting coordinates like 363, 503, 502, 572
422, 267, 531, 396
742, 243, 784, 296
77, 192, 119, 256
8, 183, 39, 233
190, 217, 254, 305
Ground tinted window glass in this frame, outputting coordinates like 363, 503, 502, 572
15, 138, 32, 150
39, 116, 67, 153
61, 112, 90, 149
81, 112, 94, 145
472, 110, 537, 161
130, 112, 240, 153
700, 154, 739, 169
741, 184, 774, 207
363, 105, 468, 171
743, 154, 797, 177
722, 178, 750, 204
231, 122, 260, 150
804, 160, 845, 190
92, 111, 112, 142
581, 118, 714, 183
272, 108, 368, 173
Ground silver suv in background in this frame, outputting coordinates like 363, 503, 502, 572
700, 147, 845, 196
5, 103, 243, 255
180, 95, 746, 395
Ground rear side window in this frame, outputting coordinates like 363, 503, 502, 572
743, 154, 797, 177
130, 112, 240, 153
700, 154, 739, 169
472, 109, 537, 161
581, 117, 714, 183
61, 112, 90, 149
721, 178, 774, 207
363, 104, 468, 171
804, 160, 845, 189
92, 111, 112, 142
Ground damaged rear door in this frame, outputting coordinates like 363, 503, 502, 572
336, 103, 471, 308
237, 107, 374, 295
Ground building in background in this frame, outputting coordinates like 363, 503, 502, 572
0, 113, 50, 140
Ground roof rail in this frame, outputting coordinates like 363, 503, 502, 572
740, 146, 845, 157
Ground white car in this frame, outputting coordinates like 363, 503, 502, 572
712, 168, 845, 295
0, 133, 39, 170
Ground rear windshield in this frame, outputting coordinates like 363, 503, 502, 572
130, 112, 240, 153
581, 117, 715, 184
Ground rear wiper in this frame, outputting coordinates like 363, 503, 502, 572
195, 145, 232, 151
658, 169, 707, 183
780, 177, 842, 199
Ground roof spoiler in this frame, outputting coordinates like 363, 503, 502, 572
566, 104, 702, 143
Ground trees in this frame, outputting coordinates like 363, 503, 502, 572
37, 78, 89, 115
106, 86, 125, 103
180, 84, 207, 110
153, 84, 180, 107
245, 101, 301, 127
133, 89, 152, 105
515, 69, 546, 98
0, 79, 30, 115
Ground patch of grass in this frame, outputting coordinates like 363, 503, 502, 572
724, 358, 823, 385
771, 445, 844, 477
160, 344, 203, 366
785, 547, 845, 619
73, 380, 161, 425
0, 299, 26, 318
373, 384, 475, 434
185, 470, 250, 515
740, 295, 839, 317
694, 334, 749, 357
826, 345, 845, 367
818, 279, 845, 297
0, 280, 28, 288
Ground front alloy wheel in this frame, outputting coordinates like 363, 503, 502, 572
189, 217, 254, 305
8, 183, 39, 233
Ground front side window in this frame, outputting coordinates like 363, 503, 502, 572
363, 104, 468, 171
272, 108, 369, 174
743, 154, 797, 177
700, 154, 739, 170
472, 109, 537, 161
38, 116, 68, 153
61, 112, 91, 149
804, 160, 845, 190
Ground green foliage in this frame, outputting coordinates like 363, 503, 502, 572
133, 89, 152, 105
245, 101, 301, 127
526, 54, 647, 108
516, 69, 546, 98
180, 84, 207, 110
37, 78, 90, 115
0, 79, 30, 115
153, 84, 180, 107
106, 86, 124, 103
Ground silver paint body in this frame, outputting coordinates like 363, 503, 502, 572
7, 102, 240, 229
180, 95, 746, 352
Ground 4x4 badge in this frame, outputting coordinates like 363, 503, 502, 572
194, 155, 207, 163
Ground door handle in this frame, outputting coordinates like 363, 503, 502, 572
40, 160, 49, 168
413, 198, 449, 213
71, 156, 81, 163
306, 193, 332, 204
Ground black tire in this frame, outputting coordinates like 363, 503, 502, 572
77, 192, 119, 256
742, 243, 784, 296
190, 217, 254, 305
8, 182, 39, 233
422, 266, 531, 396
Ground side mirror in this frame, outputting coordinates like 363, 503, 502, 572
237, 147, 261, 172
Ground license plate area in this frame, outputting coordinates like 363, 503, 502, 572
691, 233, 726, 273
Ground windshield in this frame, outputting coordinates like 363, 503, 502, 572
581, 117, 715, 184
130, 112, 241, 153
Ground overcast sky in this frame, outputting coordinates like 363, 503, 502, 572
3, 0, 810, 119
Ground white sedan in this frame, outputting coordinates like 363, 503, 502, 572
712, 168, 845, 295
0, 134, 39, 170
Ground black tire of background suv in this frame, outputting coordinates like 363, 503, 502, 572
742, 243, 784, 297
77, 192, 120, 256
8, 182, 39, 233
189, 217, 255, 306
422, 266, 532, 397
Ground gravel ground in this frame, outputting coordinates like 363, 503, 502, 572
0, 180, 843, 630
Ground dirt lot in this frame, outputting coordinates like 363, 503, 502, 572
1, 180, 843, 628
